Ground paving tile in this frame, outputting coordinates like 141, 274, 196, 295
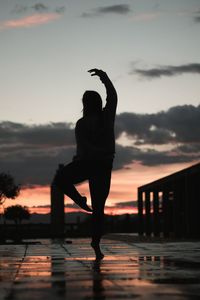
0, 236, 200, 299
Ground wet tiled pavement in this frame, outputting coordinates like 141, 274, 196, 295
0, 236, 200, 299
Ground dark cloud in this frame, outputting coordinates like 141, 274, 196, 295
12, 3, 65, 15
114, 144, 198, 169
0, 144, 75, 186
132, 149, 197, 166
152, 1, 160, 10
0, 121, 75, 146
32, 3, 48, 12
12, 4, 28, 14
116, 105, 200, 144
195, 16, 200, 22
1, 104, 200, 186
176, 143, 200, 154
115, 201, 137, 208
55, 6, 66, 14
114, 104, 200, 168
81, 4, 131, 18
32, 205, 50, 208
133, 63, 200, 79
114, 144, 136, 169
0, 122, 75, 186
97, 4, 130, 15
194, 10, 200, 23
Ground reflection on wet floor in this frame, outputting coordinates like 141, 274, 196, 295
0, 237, 200, 299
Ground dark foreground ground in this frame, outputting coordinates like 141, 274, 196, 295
0, 234, 200, 300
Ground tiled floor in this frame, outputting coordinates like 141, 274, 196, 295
0, 236, 200, 299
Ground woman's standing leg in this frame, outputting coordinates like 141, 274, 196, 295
89, 160, 113, 259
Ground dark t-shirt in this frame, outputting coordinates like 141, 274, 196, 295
75, 94, 117, 160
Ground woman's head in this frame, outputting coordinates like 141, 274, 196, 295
82, 90, 102, 116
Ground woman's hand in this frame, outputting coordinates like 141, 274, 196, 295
88, 68, 108, 83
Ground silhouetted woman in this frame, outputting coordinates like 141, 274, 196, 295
53, 69, 117, 259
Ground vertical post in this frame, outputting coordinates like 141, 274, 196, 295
163, 190, 170, 237
194, 174, 200, 237
145, 191, 151, 236
153, 190, 160, 237
187, 174, 199, 238
173, 184, 184, 238
137, 189, 144, 236
51, 164, 65, 237
175, 180, 188, 238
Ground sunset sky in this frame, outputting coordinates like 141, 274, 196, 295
0, 0, 200, 215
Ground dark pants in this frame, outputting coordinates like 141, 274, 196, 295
53, 159, 113, 244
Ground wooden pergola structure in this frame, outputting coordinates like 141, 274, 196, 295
137, 162, 200, 238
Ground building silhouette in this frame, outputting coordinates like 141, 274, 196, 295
137, 162, 200, 238
51, 164, 65, 237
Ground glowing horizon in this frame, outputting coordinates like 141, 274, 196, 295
3, 161, 196, 215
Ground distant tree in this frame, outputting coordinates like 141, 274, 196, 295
0, 173, 20, 205
4, 205, 30, 225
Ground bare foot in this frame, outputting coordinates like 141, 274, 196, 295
74, 196, 92, 212
91, 242, 104, 260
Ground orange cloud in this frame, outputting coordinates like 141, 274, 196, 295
0, 13, 61, 30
